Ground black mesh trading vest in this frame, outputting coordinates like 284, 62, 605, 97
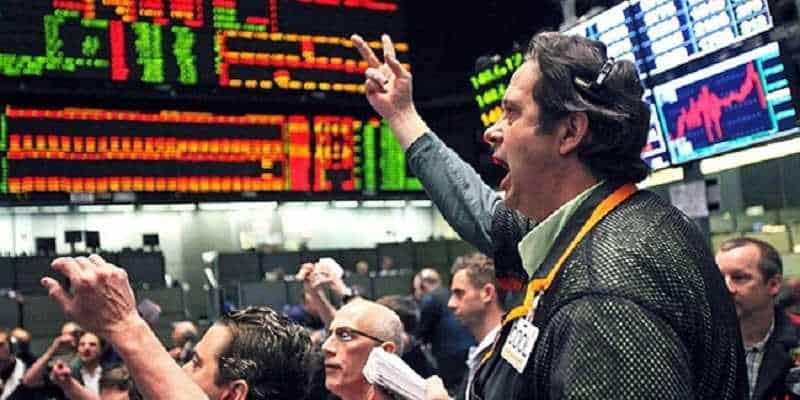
475, 182, 747, 400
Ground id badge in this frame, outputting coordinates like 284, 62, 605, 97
500, 317, 539, 374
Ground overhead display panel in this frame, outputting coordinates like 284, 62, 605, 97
0, 106, 422, 203
0, 0, 410, 102
653, 41, 798, 164
633, 0, 773, 76
562, 1, 648, 79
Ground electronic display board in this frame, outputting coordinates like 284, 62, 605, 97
469, 49, 523, 129
0, 105, 422, 203
562, 1, 648, 78
0, 1, 409, 101
653, 41, 799, 164
634, 0, 773, 76
560, 0, 773, 79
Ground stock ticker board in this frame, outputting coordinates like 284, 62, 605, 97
0, 106, 423, 201
0, 1, 423, 204
0, 0, 409, 98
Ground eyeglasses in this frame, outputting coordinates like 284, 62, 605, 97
329, 326, 386, 344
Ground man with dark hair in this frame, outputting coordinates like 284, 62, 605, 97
0, 328, 26, 400
717, 237, 800, 400
412, 269, 475, 391
351, 30, 745, 399
376, 295, 437, 379
41, 255, 315, 400
169, 321, 198, 364
186, 306, 315, 400
447, 254, 504, 399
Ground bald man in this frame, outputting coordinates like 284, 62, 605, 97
322, 299, 404, 400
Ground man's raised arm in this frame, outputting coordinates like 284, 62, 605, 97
42, 255, 209, 400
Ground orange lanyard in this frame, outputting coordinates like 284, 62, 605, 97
477, 183, 638, 369
504, 183, 638, 323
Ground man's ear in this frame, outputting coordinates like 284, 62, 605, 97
381, 341, 397, 354
480, 283, 496, 305
221, 379, 249, 400
768, 273, 783, 297
558, 111, 589, 156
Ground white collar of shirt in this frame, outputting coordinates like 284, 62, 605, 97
0, 357, 26, 400
467, 325, 502, 370
81, 364, 103, 395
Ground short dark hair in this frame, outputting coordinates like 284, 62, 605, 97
450, 253, 506, 309
525, 31, 651, 183
215, 306, 315, 400
719, 237, 783, 282
100, 365, 132, 391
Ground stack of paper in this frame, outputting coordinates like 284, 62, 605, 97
362, 347, 426, 400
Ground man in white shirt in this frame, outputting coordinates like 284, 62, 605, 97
0, 328, 26, 400
448, 254, 505, 399
76, 332, 103, 395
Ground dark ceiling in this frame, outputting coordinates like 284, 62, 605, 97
403, 0, 564, 103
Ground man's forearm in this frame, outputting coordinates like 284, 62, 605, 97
22, 344, 57, 386
109, 317, 209, 400
59, 377, 101, 400
406, 132, 500, 253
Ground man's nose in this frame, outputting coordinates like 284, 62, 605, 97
724, 276, 735, 294
321, 336, 335, 355
483, 123, 502, 147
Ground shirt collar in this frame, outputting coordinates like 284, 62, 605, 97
518, 181, 604, 278
467, 325, 501, 369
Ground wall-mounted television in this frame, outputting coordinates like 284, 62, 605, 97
653, 41, 799, 165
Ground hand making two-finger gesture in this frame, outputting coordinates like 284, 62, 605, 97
351, 33, 430, 149
351, 34, 415, 122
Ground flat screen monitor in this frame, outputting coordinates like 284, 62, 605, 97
560, 0, 774, 78
84, 231, 101, 248
64, 230, 83, 244
562, 1, 648, 78
632, 0, 773, 77
143, 233, 160, 247
652, 41, 799, 165
35, 237, 56, 255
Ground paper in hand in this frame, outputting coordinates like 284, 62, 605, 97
362, 347, 426, 400
317, 257, 344, 278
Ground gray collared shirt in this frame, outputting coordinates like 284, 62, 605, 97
745, 318, 775, 399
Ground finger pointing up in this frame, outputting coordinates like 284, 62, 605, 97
351, 34, 382, 68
